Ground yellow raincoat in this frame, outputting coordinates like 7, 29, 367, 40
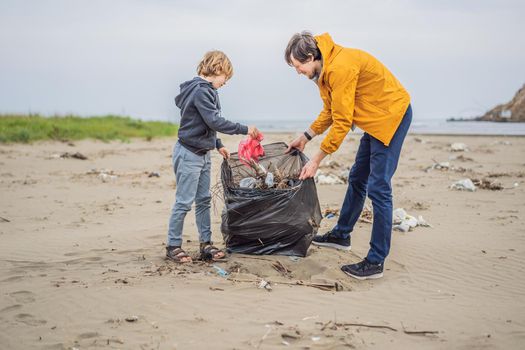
310, 33, 411, 154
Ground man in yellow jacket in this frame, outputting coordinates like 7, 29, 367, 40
285, 31, 412, 280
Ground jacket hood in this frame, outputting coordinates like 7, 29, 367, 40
175, 77, 212, 108
314, 33, 342, 68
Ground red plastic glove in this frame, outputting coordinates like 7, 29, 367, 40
238, 132, 265, 165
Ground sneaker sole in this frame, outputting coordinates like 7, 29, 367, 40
312, 241, 351, 251
341, 270, 383, 280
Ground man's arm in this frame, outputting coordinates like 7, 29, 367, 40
299, 68, 358, 179
319, 68, 358, 155
309, 97, 333, 137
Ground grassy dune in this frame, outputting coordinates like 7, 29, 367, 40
0, 114, 178, 143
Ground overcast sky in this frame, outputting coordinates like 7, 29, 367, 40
1, 0, 524, 123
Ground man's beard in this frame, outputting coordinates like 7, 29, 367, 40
309, 67, 321, 83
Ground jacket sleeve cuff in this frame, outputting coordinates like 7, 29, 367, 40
309, 122, 325, 136
216, 138, 225, 149
239, 125, 249, 135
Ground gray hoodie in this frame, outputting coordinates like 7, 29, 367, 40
175, 77, 248, 155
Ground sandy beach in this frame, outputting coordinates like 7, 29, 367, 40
1, 132, 524, 349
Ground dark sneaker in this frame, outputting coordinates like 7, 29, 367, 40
341, 259, 384, 280
312, 230, 351, 251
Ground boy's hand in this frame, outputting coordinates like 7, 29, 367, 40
247, 126, 260, 139
218, 147, 230, 159
286, 133, 308, 153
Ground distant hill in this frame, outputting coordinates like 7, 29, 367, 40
476, 84, 525, 122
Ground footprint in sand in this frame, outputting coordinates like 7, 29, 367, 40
77, 331, 100, 340
9, 290, 35, 303
15, 313, 47, 326
63, 256, 103, 265
1, 275, 25, 283
63, 251, 82, 257
0, 304, 22, 314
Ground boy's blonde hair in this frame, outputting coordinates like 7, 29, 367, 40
197, 50, 233, 79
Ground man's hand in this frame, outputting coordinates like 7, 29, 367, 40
286, 133, 309, 153
218, 147, 230, 159
299, 150, 328, 180
299, 159, 319, 180
247, 126, 260, 139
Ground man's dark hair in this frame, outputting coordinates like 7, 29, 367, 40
284, 31, 322, 65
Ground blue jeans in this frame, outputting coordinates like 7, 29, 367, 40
332, 105, 412, 264
167, 142, 212, 247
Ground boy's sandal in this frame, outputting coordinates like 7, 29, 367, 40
166, 247, 192, 263
200, 242, 226, 261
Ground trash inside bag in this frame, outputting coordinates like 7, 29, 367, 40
239, 177, 257, 189
221, 142, 322, 256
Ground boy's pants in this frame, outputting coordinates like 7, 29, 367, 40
332, 105, 412, 264
167, 142, 212, 247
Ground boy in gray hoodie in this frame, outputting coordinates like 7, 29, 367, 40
166, 50, 259, 263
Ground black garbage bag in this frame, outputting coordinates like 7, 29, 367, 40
220, 142, 322, 256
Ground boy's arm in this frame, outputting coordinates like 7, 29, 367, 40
216, 138, 225, 150
194, 88, 248, 135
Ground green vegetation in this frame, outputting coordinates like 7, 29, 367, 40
0, 114, 178, 143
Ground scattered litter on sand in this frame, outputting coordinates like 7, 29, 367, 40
319, 159, 341, 169
271, 261, 292, 278
450, 143, 468, 152
212, 265, 229, 277
425, 159, 467, 173
60, 152, 88, 160
472, 178, 504, 191
323, 208, 340, 218
451, 178, 505, 191
147, 171, 160, 178
315, 171, 346, 185
315, 160, 350, 185
86, 169, 118, 182
258, 279, 272, 291
417, 215, 431, 227
125, 315, 139, 322
450, 178, 476, 192
98, 173, 118, 182
49, 152, 88, 160
393, 208, 431, 232
359, 205, 373, 224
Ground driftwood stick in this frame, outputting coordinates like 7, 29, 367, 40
337, 322, 398, 332
236, 256, 276, 262
227, 277, 339, 291
320, 320, 332, 331
401, 322, 439, 335
403, 330, 439, 335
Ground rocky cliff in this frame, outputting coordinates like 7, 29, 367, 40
477, 84, 525, 122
